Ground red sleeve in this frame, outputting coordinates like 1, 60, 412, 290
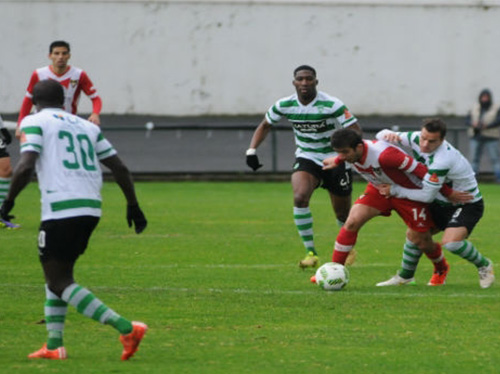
17, 72, 39, 125
80, 71, 101, 114
439, 184, 452, 197
91, 96, 102, 114
378, 147, 417, 170
80, 71, 98, 96
334, 155, 344, 165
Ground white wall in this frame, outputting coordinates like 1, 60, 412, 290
1, 0, 500, 116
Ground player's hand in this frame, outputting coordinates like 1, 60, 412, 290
246, 149, 262, 171
375, 184, 392, 197
127, 204, 147, 234
448, 190, 473, 204
381, 132, 401, 144
322, 157, 339, 170
1, 128, 12, 145
0, 200, 15, 221
87, 113, 101, 126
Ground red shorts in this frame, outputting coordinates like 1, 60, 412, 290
355, 183, 434, 232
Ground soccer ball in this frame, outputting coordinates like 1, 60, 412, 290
315, 262, 349, 291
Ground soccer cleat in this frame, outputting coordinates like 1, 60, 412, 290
299, 252, 319, 269
427, 262, 449, 286
310, 275, 316, 283
345, 249, 358, 266
28, 344, 67, 360
120, 321, 148, 361
478, 260, 495, 289
0, 218, 21, 229
376, 273, 416, 287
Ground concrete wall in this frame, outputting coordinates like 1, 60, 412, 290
1, 0, 500, 116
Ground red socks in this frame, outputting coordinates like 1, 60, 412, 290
332, 227, 358, 264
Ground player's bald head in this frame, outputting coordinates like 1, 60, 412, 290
32, 80, 64, 108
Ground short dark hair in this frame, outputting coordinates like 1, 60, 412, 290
32, 80, 65, 107
49, 40, 70, 53
331, 128, 363, 150
294, 65, 316, 77
422, 118, 446, 139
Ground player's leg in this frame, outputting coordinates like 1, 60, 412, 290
292, 160, 321, 267
332, 203, 380, 265
0, 155, 18, 228
32, 217, 147, 360
379, 198, 447, 286
439, 201, 494, 288
408, 229, 449, 286
324, 163, 355, 263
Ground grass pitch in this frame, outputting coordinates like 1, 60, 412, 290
0, 181, 499, 373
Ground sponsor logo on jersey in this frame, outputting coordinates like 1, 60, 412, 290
292, 121, 328, 133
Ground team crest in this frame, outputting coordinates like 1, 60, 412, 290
71, 79, 78, 88
429, 173, 439, 183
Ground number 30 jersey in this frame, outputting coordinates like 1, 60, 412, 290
19, 108, 117, 220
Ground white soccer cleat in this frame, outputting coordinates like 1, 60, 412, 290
376, 273, 416, 287
478, 260, 495, 289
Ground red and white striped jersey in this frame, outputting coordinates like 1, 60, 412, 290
349, 140, 427, 189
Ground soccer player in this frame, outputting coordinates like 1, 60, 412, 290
0, 80, 148, 360
0, 114, 19, 228
320, 128, 451, 285
246, 65, 360, 268
17, 40, 102, 134
375, 118, 494, 288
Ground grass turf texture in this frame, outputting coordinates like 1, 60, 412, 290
0, 181, 499, 373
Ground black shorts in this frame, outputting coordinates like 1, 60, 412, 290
429, 200, 484, 235
292, 157, 353, 196
0, 145, 9, 158
38, 216, 100, 263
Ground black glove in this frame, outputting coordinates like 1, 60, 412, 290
0, 128, 12, 145
0, 200, 15, 221
127, 204, 147, 234
246, 153, 263, 171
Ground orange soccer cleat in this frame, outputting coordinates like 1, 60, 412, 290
120, 321, 148, 360
28, 344, 67, 360
428, 262, 450, 286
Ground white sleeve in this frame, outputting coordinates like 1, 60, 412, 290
390, 178, 441, 203
375, 129, 395, 141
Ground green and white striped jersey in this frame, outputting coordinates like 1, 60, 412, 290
19, 108, 117, 220
265, 91, 357, 165
377, 129, 481, 205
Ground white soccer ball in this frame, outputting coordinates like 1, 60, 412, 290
315, 262, 349, 291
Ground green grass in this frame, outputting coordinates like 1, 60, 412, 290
1, 181, 499, 373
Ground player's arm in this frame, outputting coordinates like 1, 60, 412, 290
16, 72, 40, 137
100, 155, 147, 234
0, 151, 38, 220
246, 118, 272, 171
80, 71, 102, 125
323, 155, 344, 170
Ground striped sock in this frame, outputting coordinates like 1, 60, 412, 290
0, 177, 10, 205
45, 285, 68, 349
444, 241, 489, 268
61, 283, 132, 335
293, 207, 316, 255
398, 239, 423, 279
